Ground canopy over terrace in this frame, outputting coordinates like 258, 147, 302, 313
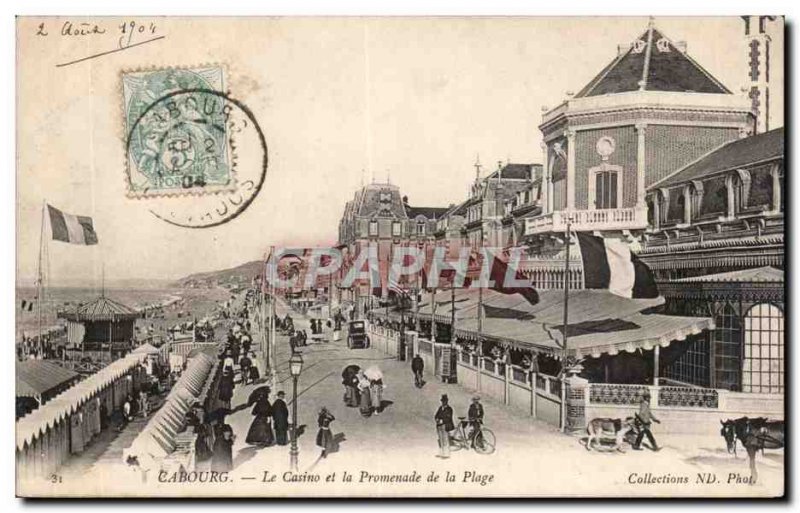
394, 288, 714, 359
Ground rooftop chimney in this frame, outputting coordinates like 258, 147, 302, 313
743, 16, 775, 133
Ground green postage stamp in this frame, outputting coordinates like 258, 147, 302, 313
122, 66, 235, 198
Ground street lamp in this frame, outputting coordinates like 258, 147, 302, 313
289, 351, 304, 471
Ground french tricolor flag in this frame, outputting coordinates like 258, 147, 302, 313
48, 204, 98, 245
576, 232, 658, 299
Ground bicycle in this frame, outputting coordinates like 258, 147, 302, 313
449, 416, 496, 454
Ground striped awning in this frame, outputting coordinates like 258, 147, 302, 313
16, 351, 149, 450
123, 352, 218, 466
392, 288, 714, 359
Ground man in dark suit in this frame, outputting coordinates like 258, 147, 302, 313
434, 394, 455, 459
411, 354, 425, 388
272, 390, 290, 445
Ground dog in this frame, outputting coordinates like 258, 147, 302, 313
586, 417, 636, 452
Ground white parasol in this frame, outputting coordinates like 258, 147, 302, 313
363, 365, 383, 381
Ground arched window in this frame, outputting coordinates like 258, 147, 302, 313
713, 303, 741, 391
743, 303, 784, 393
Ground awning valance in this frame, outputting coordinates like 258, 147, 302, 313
380, 288, 714, 359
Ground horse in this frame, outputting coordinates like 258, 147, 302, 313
720, 417, 767, 457
720, 417, 784, 484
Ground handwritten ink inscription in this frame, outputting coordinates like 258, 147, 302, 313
38, 20, 158, 45
35, 20, 165, 68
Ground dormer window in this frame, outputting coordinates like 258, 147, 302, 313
416, 220, 426, 235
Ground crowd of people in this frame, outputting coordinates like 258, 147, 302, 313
341, 365, 385, 417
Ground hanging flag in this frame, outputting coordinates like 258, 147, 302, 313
575, 232, 658, 299
47, 204, 98, 245
488, 254, 540, 305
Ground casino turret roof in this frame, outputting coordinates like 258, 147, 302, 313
575, 23, 731, 98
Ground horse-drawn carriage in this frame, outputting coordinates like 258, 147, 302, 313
720, 416, 784, 484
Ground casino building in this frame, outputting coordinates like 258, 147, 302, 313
337, 18, 784, 430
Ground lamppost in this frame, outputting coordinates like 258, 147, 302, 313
289, 351, 304, 471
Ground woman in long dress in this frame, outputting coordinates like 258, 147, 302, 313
245, 394, 275, 447
211, 425, 234, 472
249, 363, 261, 383
341, 366, 360, 407
357, 373, 372, 417
218, 370, 234, 410
194, 422, 214, 468
370, 379, 384, 415
315, 407, 336, 458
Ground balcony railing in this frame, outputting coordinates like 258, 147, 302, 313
524, 206, 648, 235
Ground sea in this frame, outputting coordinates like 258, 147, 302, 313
14, 286, 226, 342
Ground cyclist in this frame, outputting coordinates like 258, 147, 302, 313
466, 396, 484, 445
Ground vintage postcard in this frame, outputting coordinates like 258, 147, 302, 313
15, 16, 785, 498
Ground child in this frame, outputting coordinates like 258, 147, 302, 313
316, 407, 336, 458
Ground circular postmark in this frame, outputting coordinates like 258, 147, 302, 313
125, 88, 267, 228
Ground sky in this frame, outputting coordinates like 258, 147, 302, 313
16, 16, 784, 285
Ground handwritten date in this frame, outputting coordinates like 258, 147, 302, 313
37, 20, 159, 49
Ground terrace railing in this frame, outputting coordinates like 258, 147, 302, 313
658, 386, 719, 408
589, 383, 720, 409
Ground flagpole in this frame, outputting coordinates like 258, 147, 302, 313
269, 247, 277, 389
449, 283, 455, 347
477, 278, 483, 392
430, 287, 436, 343
560, 215, 572, 433
36, 201, 46, 359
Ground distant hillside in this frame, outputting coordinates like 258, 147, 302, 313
173, 260, 262, 289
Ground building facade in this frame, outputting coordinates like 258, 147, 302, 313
345, 19, 784, 400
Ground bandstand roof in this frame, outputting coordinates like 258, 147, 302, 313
58, 295, 141, 323
381, 288, 714, 359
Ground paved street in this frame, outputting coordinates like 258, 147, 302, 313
43, 294, 783, 497
215, 299, 784, 498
